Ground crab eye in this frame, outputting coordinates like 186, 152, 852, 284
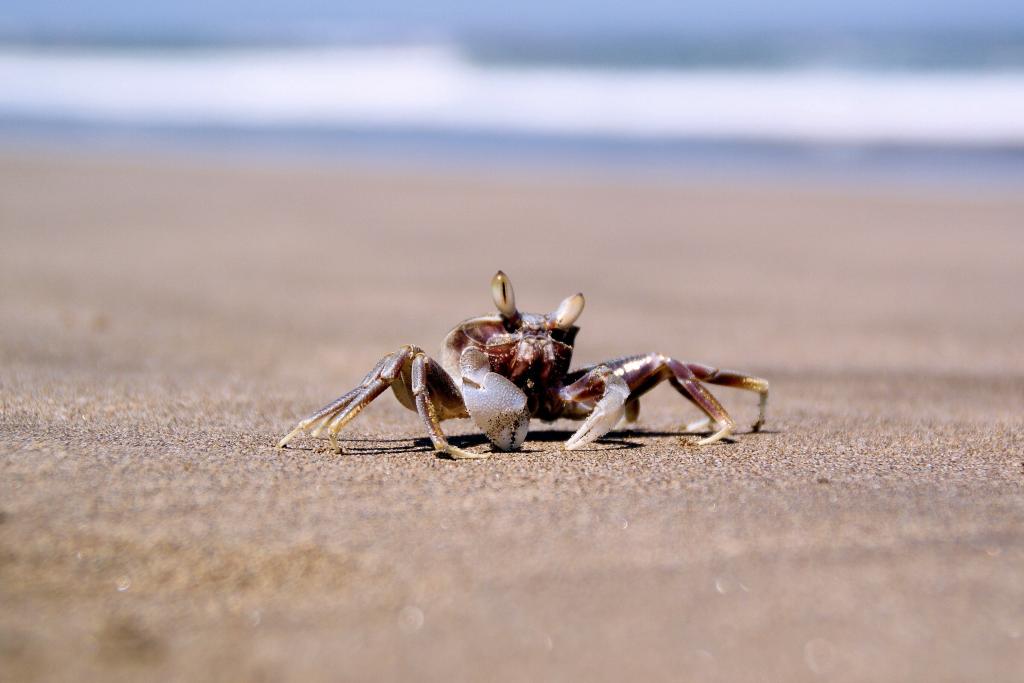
552, 293, 585, 329
491, 270, 518, 319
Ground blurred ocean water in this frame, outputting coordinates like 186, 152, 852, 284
2, 30, 1023, 178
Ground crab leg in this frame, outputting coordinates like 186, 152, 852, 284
302, 387, 361, 433
278, 345, 480, 458
321, 377, 393, 452
682, 363, 770, 431
667, 363, 736, 445
411, 353, 486, 460
277, 346, 416, 451
278, 386, 361, 449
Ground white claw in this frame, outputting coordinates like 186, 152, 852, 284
460, 347, 530, 451
565, 373, 630, 451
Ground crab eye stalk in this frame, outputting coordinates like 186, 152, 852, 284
552, 293, 585, 329
491, 270, 520, 323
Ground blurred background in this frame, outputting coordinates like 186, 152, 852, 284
2, 0, 1024, 181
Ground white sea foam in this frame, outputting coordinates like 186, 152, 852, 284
2, 43, 1023, 146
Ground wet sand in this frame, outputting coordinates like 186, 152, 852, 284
1, 150, 1023, 681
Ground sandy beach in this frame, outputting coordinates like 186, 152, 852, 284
1, 149, 1023, 681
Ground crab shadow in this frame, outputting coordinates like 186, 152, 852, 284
436, 430, 643, 455
278, 425, 778, 458
297, 433, 638, 456
315, 426, 776, 458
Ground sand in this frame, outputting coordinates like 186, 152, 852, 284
1, 150, 1023, 682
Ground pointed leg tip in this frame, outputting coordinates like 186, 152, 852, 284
277, 426, 306, 449
696, 424, 734, 446
445, 446, 491, 460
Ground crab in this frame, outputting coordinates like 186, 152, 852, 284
278, 271, 769, 459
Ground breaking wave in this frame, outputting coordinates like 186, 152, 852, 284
2, 42, 1024, 146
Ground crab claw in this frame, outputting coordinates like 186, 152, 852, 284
566, 372, 630, 451
459, 347, 530, 451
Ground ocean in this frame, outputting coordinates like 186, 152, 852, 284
2, 31, 1024, 180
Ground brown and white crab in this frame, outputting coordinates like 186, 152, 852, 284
278, 271, 769, 459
